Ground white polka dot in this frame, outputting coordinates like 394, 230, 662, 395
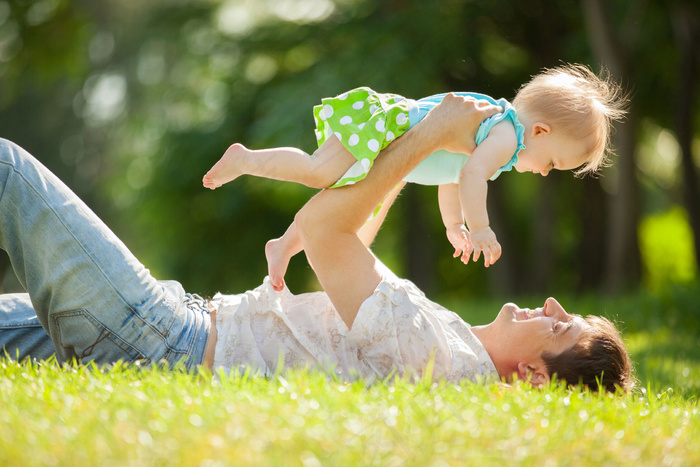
386, 131, 395, 141
375, 119, 385, 132
322, 104, 334, 119
334, 132, 342, 141
345, 180, 355, 185
343, 161, 364, 178
358, 123, 366, 130
314, 116, 318, 125
361, 158, 371, 171
367, 139, 379, 152
394, 97, 404, 103
315, 130, 322, 140
337, 92, 348, 100
396, 113, 407, 125
369, 104, 379, 114
340, 116, 352, 125
348, 134, 360, 146
352, 101, 365, 110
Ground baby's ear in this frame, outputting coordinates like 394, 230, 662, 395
531, 122, 551, 137
517, 361, 550, 387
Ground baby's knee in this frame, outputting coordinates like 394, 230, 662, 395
305, 169, 339, 189
304, 155, 341, 188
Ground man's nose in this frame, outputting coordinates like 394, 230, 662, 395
544, 297, 570, 320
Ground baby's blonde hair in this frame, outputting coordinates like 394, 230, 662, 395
513, 64, 628, 176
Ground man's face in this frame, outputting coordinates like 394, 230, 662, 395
494, 297, 588, 376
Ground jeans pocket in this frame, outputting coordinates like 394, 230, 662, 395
51, 309, 144, 364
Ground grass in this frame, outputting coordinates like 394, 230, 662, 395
1, 282, 699, 466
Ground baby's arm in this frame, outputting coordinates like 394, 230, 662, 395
459, 121, 517, 267
438, 184, 472, 264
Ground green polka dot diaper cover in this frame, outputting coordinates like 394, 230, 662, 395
313, 87, 412, 188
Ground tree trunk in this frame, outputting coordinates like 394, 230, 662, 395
486, 181, 518, 295
528, 177, 555, 293
402, 184, 436, 295
671, 4, 700, 270
577, 176, 608, 291
582, 0, 642, 292
602, 118, 642, 290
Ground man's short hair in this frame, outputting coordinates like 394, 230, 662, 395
542, 315, 634, 393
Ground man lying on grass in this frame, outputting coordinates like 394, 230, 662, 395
0, 94, 633, 393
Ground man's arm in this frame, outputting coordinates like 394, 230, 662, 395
295, 94, 501, 328
356, 181, 406, 248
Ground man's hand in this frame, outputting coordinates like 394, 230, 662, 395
465, 226, 502, 267
446, 223, 473, 264
423, 93, 503, 155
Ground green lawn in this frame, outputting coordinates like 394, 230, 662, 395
1, 283, 699, 466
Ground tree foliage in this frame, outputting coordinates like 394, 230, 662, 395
0, 0, 697, 299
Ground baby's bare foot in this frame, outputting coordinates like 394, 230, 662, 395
265, 238, 292, 292
203, 143, 248, 189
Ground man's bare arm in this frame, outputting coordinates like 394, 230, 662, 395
295, 95, 501, 328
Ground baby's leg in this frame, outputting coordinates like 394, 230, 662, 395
203, 137, 356, 189
265, 221, 303, 291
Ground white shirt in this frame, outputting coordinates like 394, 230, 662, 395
212, 270, 497, 384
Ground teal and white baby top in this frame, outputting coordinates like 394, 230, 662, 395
313, 87, 526, 187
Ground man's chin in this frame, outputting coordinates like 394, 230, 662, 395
498, 302, 520, 321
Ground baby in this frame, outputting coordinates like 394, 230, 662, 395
203, 64, 626, 291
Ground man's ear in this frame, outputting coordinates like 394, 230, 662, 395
531, 122, 551, 137
517, 361, 551, 387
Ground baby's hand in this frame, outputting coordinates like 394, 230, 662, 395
446, 223, 473, 265
466, 226, 502, 267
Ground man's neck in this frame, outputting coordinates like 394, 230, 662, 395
471, 323, 515, 382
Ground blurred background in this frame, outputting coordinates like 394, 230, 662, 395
0, 0, 698, 304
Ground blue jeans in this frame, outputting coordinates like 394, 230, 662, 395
0, 138, 210, 369
0, 293, 55, 360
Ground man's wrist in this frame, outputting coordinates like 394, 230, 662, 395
416, 109, 449, 153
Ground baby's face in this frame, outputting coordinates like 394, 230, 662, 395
515, 129, 590, 176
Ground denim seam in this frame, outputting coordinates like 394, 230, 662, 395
0, 324, 46, 329
51, 309, 144, 360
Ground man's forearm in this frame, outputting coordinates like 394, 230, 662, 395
298, 113, 448, 236
357, 181, 406, 247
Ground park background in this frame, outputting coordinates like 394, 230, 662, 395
0, 0, 698, 301
2, 0, 700, 389
1, 1, 700, 465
